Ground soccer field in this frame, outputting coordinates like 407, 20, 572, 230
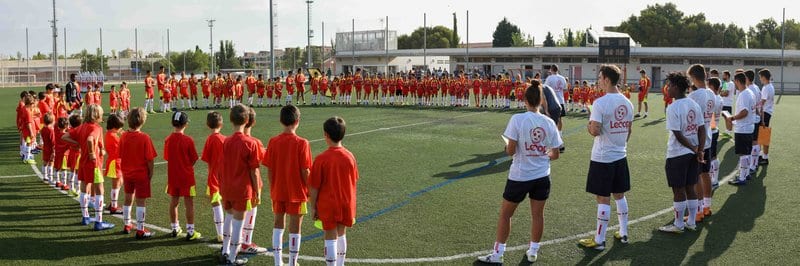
1, 84, 798, 265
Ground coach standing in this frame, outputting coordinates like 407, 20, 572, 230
544, 64, 567, 152
65, 73, 82, 115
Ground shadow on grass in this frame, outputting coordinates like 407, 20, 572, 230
639, 117, 666, 127
433, 151, 510, 180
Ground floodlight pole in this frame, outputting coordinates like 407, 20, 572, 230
352, 18, 355, 74
306, 0, 313, 69
207, 19, 216, 74
63, 28, 66, 81
780, 7, 786, 100
466, 10, 469, 76
385, 16, 389, 75
321, 21, 325, 70
99, 28, 104, 74
26, 28, 30, 86
135, 28, 139, 81
269, 0, 274, 78
167, 28, 171, 74
51, 0, 59, 83
423, 13, 427, 74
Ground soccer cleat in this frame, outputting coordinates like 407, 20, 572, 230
80, 217, 95, 225
25, 159, 36, 165
711, 182, 720, 191
122, 224, 132, 234
685, 223, 698, 231
526, 249, 538, 262
578, 238, 605, 250
171, 228, 183, 237
61, 184, 70, 191
658, 224, 684, 234
729, 179, 747, 186
135, 229, 154, 239
476, 254, 503, 264
108, 207, 122, 215
643, 114, 648, 118
93, 221, 116, 231
703, 208, 712, 217
634, 114, 641, 118
759, 158, 769, 165
186, 231, 202, 241
240, 243, 268, 254
55, 181, 62, 188
68, 190, 79, 197
746, 174, 753, 180
614, 231, 628, 244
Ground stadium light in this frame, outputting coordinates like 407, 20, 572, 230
207, 19, 215, 74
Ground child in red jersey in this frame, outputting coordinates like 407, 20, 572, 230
164, 111, 201, 240
240, 107, 268, 254
53, 117, 70, 189
119, 107, 157, 239
40, 113, 56, 182
219, 104, 260, 265
263, 105, 312, 265
109, 85, 119, 114
202, 112, 226, 243
309, 117, 359, 266
104, 114, 124, 214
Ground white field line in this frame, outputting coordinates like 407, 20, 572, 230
0, 174, 38, 178
28, 146, 742, 263
153, 111, 488, 166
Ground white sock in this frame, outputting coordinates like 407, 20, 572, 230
336, 235, 347, 266
289, 233, 302, 265
80, 193, 89, 218
704, 197, 712, 210
673, 201, 687, 228
94, 195, 104, 222
123, 205, 132, 226
273, 228, 285, 266
687, 199, 698, 226
528, 241, 540, 256
110, 188, 119, 208
230, 219, 244, 263
212, 205, 224, 237
171, 222, 180, 231
187, 223, 195, 235
751, 145, 760, 170
136, 206, 146, 231
325, 239, 337, 266
222, 214, 233, 256
762, 153, 769, 159
41, 166, 47, 180
594, 204, 611, 243
492, 242, 506, 258
710, 159, 720, 184
615, 197, 629, 236
243, 207, 257, 245
739, 155, 750, 181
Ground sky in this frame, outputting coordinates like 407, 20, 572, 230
0, 0, 794, 58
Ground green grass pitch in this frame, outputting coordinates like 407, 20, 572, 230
1, 84, 798, 265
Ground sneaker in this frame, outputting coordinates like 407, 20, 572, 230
224, 255, 248, 265
68, 190, 79, 197
55, 181, 62, 187
476, 254, 503, 264
643, 113, 648, 118
171, 228, 183, 237
703, 207, 712, 217
658, 224, 684, 234
578, 238, 605, 250
711, 182, 720, 190
108, 207, 122, 214
80, 217, 95, 225
240, 243, 268, 254
729, 179, 747, 186
759, 158, 769, 165
614, 231, 628, 244
122, 224, 132, 234
746, 174, 753, 180
634, 114, 641, 118
93, 221, 116, 231
61, 184, 70, 191
135, 229, 154, 239
186, 231, 202, 241
525, 249, 538, 262
685, 223, 698, 231
559, 146, 566, 153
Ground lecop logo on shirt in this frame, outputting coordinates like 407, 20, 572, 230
687, 109, 698, 133
526, 127, 547, 154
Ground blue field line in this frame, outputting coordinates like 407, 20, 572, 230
286, 123, 587, 246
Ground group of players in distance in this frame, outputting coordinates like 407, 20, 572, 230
477, 63, 774, 264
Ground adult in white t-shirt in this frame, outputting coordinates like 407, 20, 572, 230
658, 72, 706, 234
578, 64, 633, 250
758, 69, 775, 165
720, 71, 735, 113
544, 64, 568, 148
725, 72, 756, 185
744, 70, 762, 174
686, 64, 717, 222
478, 80, 562, 264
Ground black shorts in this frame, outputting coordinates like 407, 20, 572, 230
586, 158, 631, 197
503, 177, 551, 203
560, 104, 566, 117
395, 89, 402, 96
700, 148, 712, 173
710, 131, 719, 158
722, 106, 732, 114
548, 109, 561, 123
752, 123, 760, 141
734, 133, 753, 155
763, 112, 772, 127
665, 153, 699, 188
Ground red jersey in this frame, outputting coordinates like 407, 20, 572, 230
70, 122, 104, 171
157, 73, 167, 90
119, 130, 157, 180
41, 125, 55, 162
263, 133, 312, 202
164, 132, 198, 188
246, 76, 257, 93
308, 146, 359, 222
104, 130, 121, 163
37, 101, 51, 125
220, 132, 261, 201
201, 132, 226, 192
202, 78, 211, 96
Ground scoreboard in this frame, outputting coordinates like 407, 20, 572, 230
598, 37, 631, 63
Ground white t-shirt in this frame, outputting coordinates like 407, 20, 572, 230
712, 94, 723, 133
544, 73, 567, 105
589, 93, 634, 163
666, 98, 704, 159
734, 89, 756, 133
761, 83, 775, 115
503, 111, 564, 181
688, 88, 716, 149
721, 80, 735, 107
747, 84, 762, 123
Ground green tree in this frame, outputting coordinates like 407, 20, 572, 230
543, 32, 556, 47
616, 3, 746, 48
452, 13, 460, 48
32, 52, 48, 60
214, 40, 242, 69
511, 32, 534, 47
398, 26, 456, 49
72, 49, 109, 72
492, 17, 521, 47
